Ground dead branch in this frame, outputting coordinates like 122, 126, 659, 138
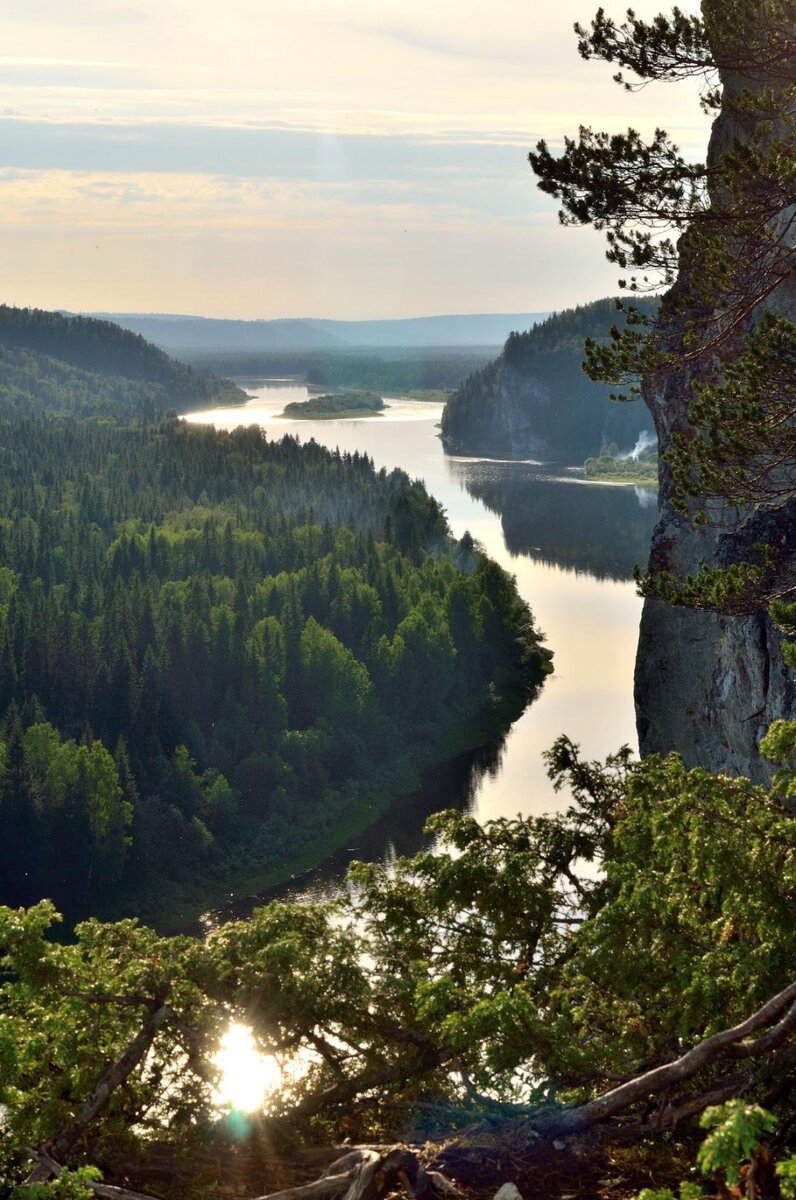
254, 1147, 459, 1200
253, 1172, 353, 1200
649, 1069, 756, 1132
86, 1184, 163, 1200
26, 1149, 163, 1200
525, 979, 796, 1141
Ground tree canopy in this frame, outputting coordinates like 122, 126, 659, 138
4, 6, 796, 1200
4, 735, 796, 1198
532, 3, 796, 624
0, 312, 550, 927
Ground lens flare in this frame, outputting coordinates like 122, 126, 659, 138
213, 1022, 282, 1113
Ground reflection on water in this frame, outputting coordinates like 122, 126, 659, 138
446, 459, 657, 581
213, 1023, 283, 1113
634, 487, 658, 509
185, 381, 655, 919
204, 737, 508, 926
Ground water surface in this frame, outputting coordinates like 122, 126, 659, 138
185, 384, 656, 908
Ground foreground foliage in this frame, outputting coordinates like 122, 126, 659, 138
2, 738, 796, 1195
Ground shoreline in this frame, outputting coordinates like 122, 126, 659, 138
279, 407, 385, 420
140, 677, 544, 934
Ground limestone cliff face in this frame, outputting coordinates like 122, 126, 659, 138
636, 515, 796, 782
480, 364, 554, 458
635, 16, 796, 780
440, 298, 656, 461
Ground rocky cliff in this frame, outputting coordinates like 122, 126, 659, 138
440, 298, 656, 462
635, 14, 796, 781
636, 511, 796, 783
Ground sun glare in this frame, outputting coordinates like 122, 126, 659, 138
213, 1023, 283, 1113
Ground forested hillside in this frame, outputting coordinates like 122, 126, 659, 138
440, 298, 657, 460
0, 306, 245, 414
0, 315, 551, 926
172, 346, 495, 394
95, 310, 549, 353
90, 311, 537, 397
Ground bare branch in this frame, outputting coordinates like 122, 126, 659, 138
528, 979, 796, 1138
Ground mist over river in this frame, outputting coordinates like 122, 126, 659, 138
185, 383, 656, 910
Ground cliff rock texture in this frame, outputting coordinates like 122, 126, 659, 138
472, 362, 555, 458
440, 299, 656, 461
635, 9, 796, 780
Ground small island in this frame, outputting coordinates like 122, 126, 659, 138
584, 439, 658, 485
281, 390, 386, 419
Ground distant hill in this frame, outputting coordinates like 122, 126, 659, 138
440, 298, 658, 462
167, 347, 499, 395
88, 311, 551, 356
0, 306, 245, 415
307, 313, 551, 348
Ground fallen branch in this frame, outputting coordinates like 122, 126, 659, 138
25, 1149, 162, 1200
254, 1146, 458, 1200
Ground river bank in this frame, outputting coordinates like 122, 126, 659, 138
184, 383, 655, 913
149, 679, 543, 934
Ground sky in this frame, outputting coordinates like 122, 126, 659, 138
0, 0, 711, 319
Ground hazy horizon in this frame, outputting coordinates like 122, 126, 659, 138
2, 0, 709, 319
83, 307, 550, 322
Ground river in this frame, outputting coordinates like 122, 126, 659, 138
185, 382, 656, 907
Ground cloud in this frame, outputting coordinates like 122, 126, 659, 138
0, 0, 709, 145
0, 0, 709, 316
0, 118, 542, 179
0, 55, 139, 68
0, 197, 611, 320
0, 164, 544, 234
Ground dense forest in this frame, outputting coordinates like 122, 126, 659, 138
0, 306, 246, 413
282, 391, 385, 418
440, 298, 658, 460
176, 347, 494, 394
0, 309, 551, 927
